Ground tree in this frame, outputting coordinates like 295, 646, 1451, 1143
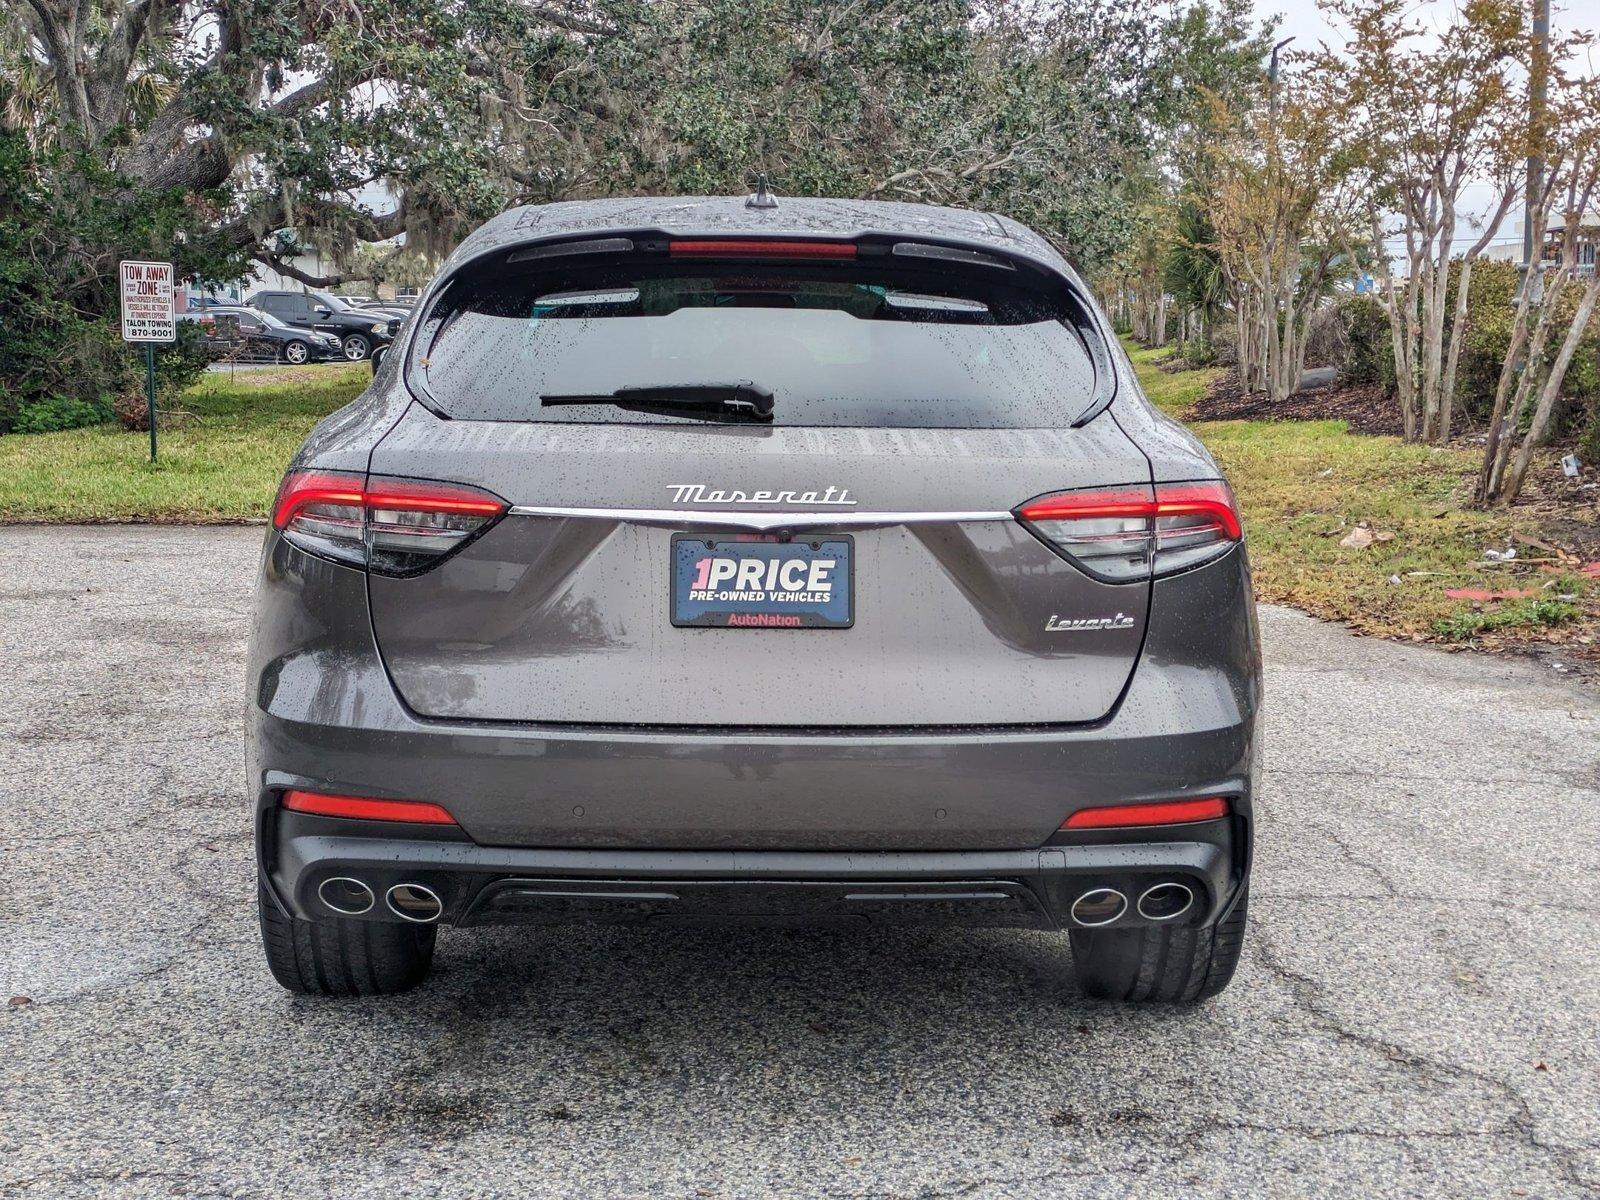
1195, 67, 1360, 401
1322, 0, 1527, 444
1477, 68, 1600, 505
0, 0, 1271, 425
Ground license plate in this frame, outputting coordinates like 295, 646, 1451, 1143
671, 535, 853, 628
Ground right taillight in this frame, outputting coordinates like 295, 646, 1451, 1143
271, 470, 507, 575
1017, 481, 1241, 582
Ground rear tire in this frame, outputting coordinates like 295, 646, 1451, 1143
257, 874, 436, 996
1070, 883, 1248, 1004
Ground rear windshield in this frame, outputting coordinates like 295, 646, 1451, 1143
409, 252, 1105, 428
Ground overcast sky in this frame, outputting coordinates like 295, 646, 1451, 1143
1252, 0, 1597, 56
1249, 0, 1600, 254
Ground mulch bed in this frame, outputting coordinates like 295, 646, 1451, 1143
1156, 356, 1201, 374
1187, 372, 1404, 436
1514, 492, 1600, 565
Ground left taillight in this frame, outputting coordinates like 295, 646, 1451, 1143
1016, 480, 1241, 582
271, 470, 507, 576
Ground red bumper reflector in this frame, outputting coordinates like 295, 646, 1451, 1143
282, 789, 458, 825
1062, 797, 1230, 830
667, 238, 857, 259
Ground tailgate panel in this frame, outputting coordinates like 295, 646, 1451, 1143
366, 404, 1153, 728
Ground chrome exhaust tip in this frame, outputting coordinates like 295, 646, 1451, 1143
1137, 882, 1195, 922
317, 876, 375, 916
1070, 887, 1127, 927
385, 883, 443, 924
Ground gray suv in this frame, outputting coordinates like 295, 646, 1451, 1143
249, 195, 1260, 1003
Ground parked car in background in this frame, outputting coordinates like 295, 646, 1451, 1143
338, 294, 374, 307
179, 307, 343, 364
356, 302, 411, 321
246, 289, 400, 361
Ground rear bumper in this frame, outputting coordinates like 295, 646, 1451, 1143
263, 809, 1247, 932
248, 537, 1262, 852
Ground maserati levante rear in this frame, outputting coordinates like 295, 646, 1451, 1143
248, 194, 1260, 1003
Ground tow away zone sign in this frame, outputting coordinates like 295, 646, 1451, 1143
119, 260, 176, 342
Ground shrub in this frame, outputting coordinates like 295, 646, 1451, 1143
1332, 261, 1598, 441
154, 322, 212, 396
1304, 302, 1347, 370
1338, 293, 1393, 389
8, 394, 115, 433
1580, 403, 1600, 466
0, 129, 244, 435
1209, 323, 1239, 367
1455, 259, 1517, 420
1456, 258, 1599, 427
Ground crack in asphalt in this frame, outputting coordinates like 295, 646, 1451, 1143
1302, 818, 1402, 899
912, 1121, 1589, 1200
6, 829, 251, 1009
1248, 931, 1595, 1194
6, 530, 1600, 1197
1, 787, 242, 849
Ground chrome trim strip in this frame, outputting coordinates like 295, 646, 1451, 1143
507, 506, 1015, 532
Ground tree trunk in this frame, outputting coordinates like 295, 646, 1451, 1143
1419, 204, 1455, 442
1484, 272, 1570, 500
1474, 307, 1532, 503
1497, 273, 1600, 503
1437, 257, 1475, 445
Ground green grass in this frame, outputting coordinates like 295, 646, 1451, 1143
1431, 598, 1580, 641
0, 365, 368, 522
1122, 343, 1219, 416
1123, 340, 1597, 646
3, 341, 1595, 652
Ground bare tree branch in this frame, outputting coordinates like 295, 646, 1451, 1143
252, 250, 353, 288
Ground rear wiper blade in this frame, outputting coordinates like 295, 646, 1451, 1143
540, 381, 775, 423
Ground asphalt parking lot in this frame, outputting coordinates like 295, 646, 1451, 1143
3, 525, 1598, 1199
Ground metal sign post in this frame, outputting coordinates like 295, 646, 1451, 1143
118, 260, 176, 462
145, 343, 157, 462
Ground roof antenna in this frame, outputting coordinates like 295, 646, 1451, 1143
745, 173, 778, 209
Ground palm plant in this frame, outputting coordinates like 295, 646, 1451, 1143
1163, 198, 1226, 356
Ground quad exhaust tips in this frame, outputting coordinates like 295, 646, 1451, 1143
1069, 882, 1196, 927
385, 883, 443, 924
